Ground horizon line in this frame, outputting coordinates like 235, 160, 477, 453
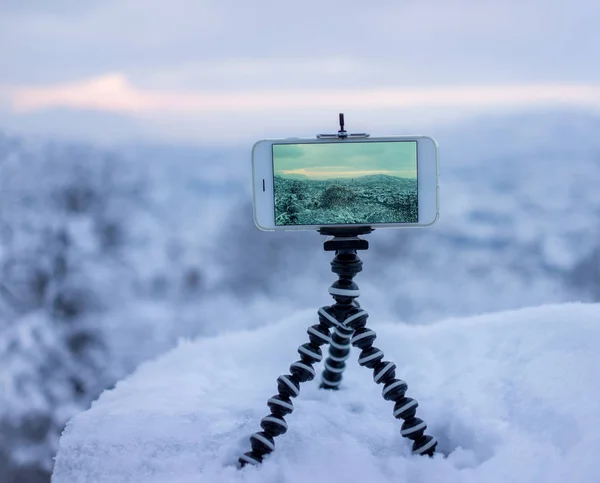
275, 172, 416, 180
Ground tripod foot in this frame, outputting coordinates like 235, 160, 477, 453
412, 434, 437, 456
239, 451, 262, 466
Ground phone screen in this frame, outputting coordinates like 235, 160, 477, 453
272, 140, 418, 226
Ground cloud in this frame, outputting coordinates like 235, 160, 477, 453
1, 0, 600, 86
6, 74, 600, 115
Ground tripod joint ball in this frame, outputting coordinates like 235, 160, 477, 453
238, 228, 437, 467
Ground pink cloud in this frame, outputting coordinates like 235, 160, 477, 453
6, 73, 600, 114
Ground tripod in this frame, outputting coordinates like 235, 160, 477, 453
238, 228, 437, 467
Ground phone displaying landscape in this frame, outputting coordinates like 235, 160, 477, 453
272, 141, 418, 225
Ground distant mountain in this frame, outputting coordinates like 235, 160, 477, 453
0, 106, 146, 145
356, 174, 416, 184
277, 173, 309, 180
431, 108, 600, 164
278, 174, 416, 184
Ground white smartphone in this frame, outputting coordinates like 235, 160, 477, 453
252, 136, 439, 231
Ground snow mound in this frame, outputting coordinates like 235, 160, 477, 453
52, 304, 600, 483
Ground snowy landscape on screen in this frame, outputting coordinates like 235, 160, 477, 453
52, 303, 600, 483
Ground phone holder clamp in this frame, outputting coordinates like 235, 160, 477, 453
317, 113, 370, 140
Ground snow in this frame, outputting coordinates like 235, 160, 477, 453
52, 303, 600, 483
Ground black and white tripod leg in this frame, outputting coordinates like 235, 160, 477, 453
238, 311, 339, 467
344, 307, 438, 456
320, 323, 354, 389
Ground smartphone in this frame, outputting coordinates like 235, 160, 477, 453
252, 136, 439, 231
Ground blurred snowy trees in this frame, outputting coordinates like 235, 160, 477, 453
0, 134, 144, 482
273, 175, 418, 225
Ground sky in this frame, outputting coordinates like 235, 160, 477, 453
274, 141, 417, 180
1, 0, 600, 144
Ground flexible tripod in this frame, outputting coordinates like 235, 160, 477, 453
238, 227, 437, 467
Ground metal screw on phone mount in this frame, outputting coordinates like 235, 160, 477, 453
238, 115, 436, 467
316, 112, 370, 140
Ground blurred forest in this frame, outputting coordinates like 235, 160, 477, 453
274, 175, 418, 225
0, 135, 212, 482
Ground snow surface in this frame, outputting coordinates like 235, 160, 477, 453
52, 303, 600, 483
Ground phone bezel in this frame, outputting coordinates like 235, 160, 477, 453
252, 135, 439, 231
